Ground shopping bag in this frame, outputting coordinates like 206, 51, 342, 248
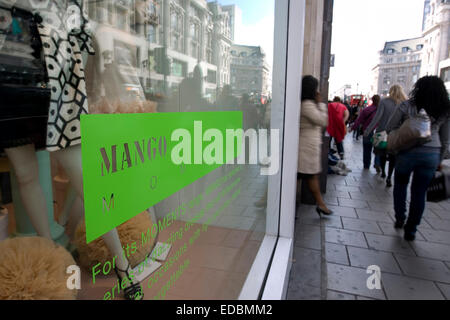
372, 131, 388, 149
427, 166, 450, 203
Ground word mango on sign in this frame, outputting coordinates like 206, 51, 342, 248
80, 112, 243, 243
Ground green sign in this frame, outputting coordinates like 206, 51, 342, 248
80, 112, 243, 243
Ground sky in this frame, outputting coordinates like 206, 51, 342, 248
212, 0, 425, 99
329, 0, 425, 97
214, 0, 275, 69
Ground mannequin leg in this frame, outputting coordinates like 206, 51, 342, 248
5, 145, 52, 239
54, 145, 142, 298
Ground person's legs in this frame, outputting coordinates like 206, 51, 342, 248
54, 145, 143, 299
307, 175, 330, 212
380, 153, 387, 178
386, 155, 396, 187
405, 153, 440, 240
387, 155, 396, 180
336, 140, 345, 160
393, 153, 414, 226
363, 135, 373, 169
5, 145, 52, 239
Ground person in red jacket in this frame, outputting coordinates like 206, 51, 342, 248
327, 97, 350, 160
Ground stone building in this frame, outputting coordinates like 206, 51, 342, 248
230, 45, 271, 100
372, 37, 424, 96
421, 0, 450, 77
85, 0, 234, 100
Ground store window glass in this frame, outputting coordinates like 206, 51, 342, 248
0, 0, 283, 301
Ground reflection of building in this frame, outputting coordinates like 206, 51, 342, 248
230, 45, 270, 99
420, 0, 450, 77
208, 2, 233, 92
86, 0, 235, 100
221, 4, 243, 42
372, 37, 424, 96
332, 84, 352, 102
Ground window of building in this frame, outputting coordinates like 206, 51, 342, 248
387, 48, 395, 54
441, 67, 450, 82
402, 47, 409, 53
190, 21, 200, 59
147, 25, 157, 43
170, 59, 186, 77
398, 67, 406, 73
398, 76, 406, 83
206, 31, 213, 64
385, 58, 393, 64
207, 69, 217, 84
417, 44, 424, 50
170, 7, 184, 52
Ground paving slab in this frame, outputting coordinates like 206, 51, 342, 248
348, 246, 402, 274
377, 222, 426, 241
325, 228, 368, 248
325, 243, 349, 265
326, 263, 386, 300
382, 273, 445, 300
365, 233, 416, 256
327, 290, 356, 300
356, 209, 394, 222
342, 217, 383, 234
394, 254, 450, 283
294, 224, 321, 250
410, 241, 450, 262
290, 247, 322, 288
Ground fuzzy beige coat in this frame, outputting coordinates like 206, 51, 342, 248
298, 100, 328, 174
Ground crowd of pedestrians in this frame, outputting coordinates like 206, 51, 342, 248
298, 75, 450, 241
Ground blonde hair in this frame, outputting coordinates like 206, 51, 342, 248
389, 85, 408, 105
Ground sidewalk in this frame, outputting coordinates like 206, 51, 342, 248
287, 136, 450, 300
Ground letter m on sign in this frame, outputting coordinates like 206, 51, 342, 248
102, 194, 115, 213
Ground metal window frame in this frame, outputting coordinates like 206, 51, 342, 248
238, 0, 305, 300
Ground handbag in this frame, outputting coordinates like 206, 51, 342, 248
427, 166, 450, 203
372, 131, 388, 149
387, 109, 432, 154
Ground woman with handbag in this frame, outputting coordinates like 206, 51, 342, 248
365, 85, 408, 187
298, 76, 333, 217
386, 76, 450, 241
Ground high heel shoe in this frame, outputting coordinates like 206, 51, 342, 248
316, 207, 333, 217
114, 264, 144, 300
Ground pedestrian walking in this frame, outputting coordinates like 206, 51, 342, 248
351, 95, 381, 169
365, 85, 408, 187
298, 75, 333, 217
386, 76, 450, 241
327, 97, 350, 160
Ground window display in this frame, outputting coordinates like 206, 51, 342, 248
0, 0, 284, 301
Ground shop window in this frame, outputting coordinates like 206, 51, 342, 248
0, 0, 284, 301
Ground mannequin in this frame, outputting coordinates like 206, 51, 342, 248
0, 0, 143, 300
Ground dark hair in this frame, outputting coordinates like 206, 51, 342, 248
302, 75, 319, 101
372, 95, 381, 106
410, 76, 450, 119
333, 96, 341, 103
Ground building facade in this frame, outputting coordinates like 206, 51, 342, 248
230, 44, 271, 100
85, 0, 236, 101
421, 0, 450, 77
372, 37, 424, 96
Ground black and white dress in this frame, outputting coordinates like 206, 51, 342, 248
0, 0, 94, 152
35, 0, 94, 151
